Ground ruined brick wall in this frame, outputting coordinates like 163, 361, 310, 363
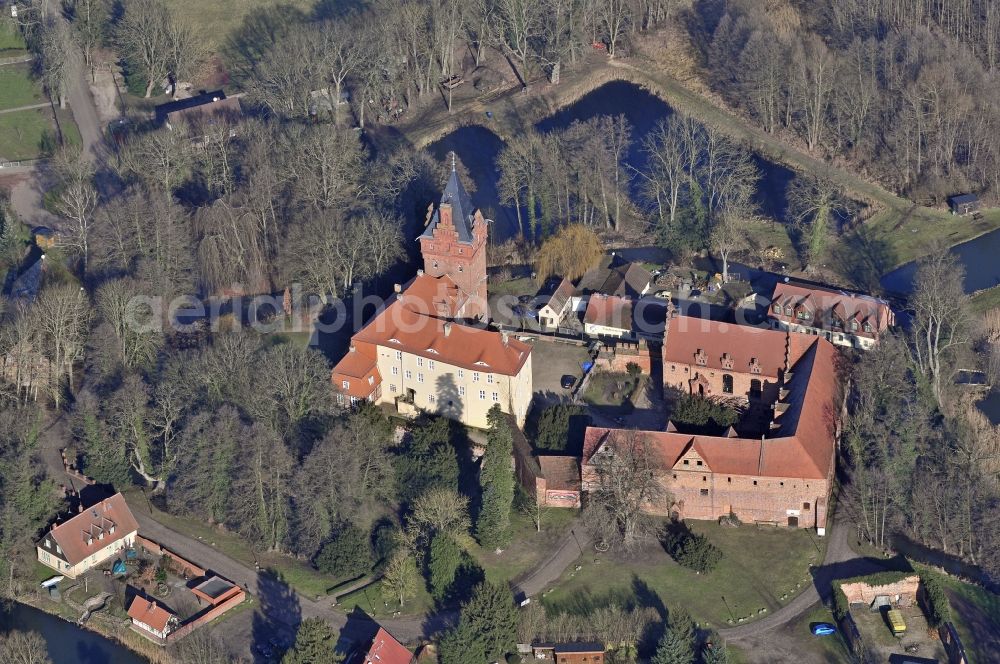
664, 361, 780, 402
839, 576, 920, 605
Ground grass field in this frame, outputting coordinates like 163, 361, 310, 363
163, 0, 314, 52
540, 520, 824, 630
0, 17, 26, 53
460, 507, 579, 583
0, 64, 42, 110
915, 564, 1000, 664
0, 109, 51, 160
970, 286, 1000, 314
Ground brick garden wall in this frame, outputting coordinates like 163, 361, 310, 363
839, 576, 920, 605
135, 535, 207, 578
167, 589, 246, 642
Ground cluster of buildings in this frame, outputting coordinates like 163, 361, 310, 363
330, 166, 899, 538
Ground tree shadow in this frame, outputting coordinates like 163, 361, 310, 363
833, 225, 898, 294
631, 575, 668, 655
251, 568, 301, 663
223, 4, 309, 84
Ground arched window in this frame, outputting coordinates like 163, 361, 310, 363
750, 379, 762, 397
722, 374, 734, 394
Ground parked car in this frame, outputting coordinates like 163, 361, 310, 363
811, 623, 836, 636
653, 290, 672, 299
560, 375, 576, 389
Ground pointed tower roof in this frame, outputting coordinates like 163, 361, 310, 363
419, 157, 476, 244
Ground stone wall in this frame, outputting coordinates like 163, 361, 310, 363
839, 576, 920, 605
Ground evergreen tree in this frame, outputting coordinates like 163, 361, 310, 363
394, 416, 459, 505
281, 618, 341, 664
532, 404, 589, 453
428, 532, 462, 601
438, 622, 486, 664
461, 580, 518, 661
653, 609, 696, 664
314, 522, 372, 578
703, 643, 730, 664
476, 405, 515, 549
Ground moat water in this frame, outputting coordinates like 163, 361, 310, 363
0, 602, 147, 664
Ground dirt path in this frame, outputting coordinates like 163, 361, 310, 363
0, 102, 50, 115
512, 522, 590, 599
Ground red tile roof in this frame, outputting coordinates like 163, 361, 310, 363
358, 627, 413, 664
350, 298, 531, 375
399, 273, 467, 319
539, 456, 582, 491
586, 336, 840, 480
127, 596, 174, 633
663, 316, 801, 377
332, 341, 382, 399
42, 493, 138, 566
584, 295, 633, 330
770, 282, 894, 335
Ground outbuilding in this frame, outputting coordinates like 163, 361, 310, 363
948, 193, 980, 216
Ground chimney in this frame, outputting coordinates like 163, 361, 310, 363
501, 331, 509, 346
394, 283, 402, 294
444, 322, 452, 337
349, 343, 356, 353
417, 269, 424, 277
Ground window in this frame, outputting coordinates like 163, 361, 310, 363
390, 384, 396, 393
773, 303, 781, 314
796, 310, 811, 320
459, 386, 466, 396
458, 265, 463, 272
850, 320, 859, 331
672, 474, 677, 480
727, 477, 731, 483
670, 365, 676, 372
487, 374, 494, 384
392, 366, 399, 376
753, 480, 758, 486
418, 373, 424, 383
779, 481, 784, 486
417, 357, 423, 367
784, 306, 792, 316
479, 390, 486, 400
473, 372, 480, 382
722, 374, 734, 394
368, 376, 374, 385
458, 369, 464, 378
428, 394, 436, 404
702, 476, 707, 482
492, 392, 499, 402
700, 488, 709, 496
429, 360, 435, 370
433, 260, 439, 269
395, 351, 402, 360
696, 460, 703, 466
683, 459, 689, 465
803, 502, 811, 511
405, 370, 412, 380
341, 380, 349, 389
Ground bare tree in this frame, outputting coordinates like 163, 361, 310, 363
585, 429, 668, 551
95, 277, 164, 370
787, 174, 847, 266
33, 284, 91, 407
116, 0, 201, 97
910, 251, 973, 409
381, 548, 418, 607
710, 206, 750, 284
408, 487, 470, 538
0, 630, 53, 664
51, 151, 98, 272
597, 0, 631, 57
37, 15, 73, 108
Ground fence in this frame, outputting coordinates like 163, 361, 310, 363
939, 622, 969, 664
166, 588, 247, 642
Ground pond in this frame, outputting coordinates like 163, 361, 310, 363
880, 227, 1000, 295
427, 80, 797, 243
0, 602, 147, 664
978, 389, 1000, 425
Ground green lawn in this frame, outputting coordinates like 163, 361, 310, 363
163, 0, 314, 53
0, 17, 26, 53
459, 507, 579, 583
584, 371, 643, 408
0, 64, 42, 110
541, 520, 824, 630
0, 109, 52, 160
970, 286, 1000, 314
336, 576, 435, 619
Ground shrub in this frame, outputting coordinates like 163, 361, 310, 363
530, 404, 589, 453
921, 575, 952, 627
506, 654, 522, 664
314, 523, 372, 579
626, 361, 642, 378
664, 525, 722, 573
831, 585, 849, 621
670, 394, 739, 433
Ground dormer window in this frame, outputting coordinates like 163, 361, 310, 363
389, 338, 401, 344
426, 348, 439, 354
368, 376, 374, 385
721, 353, 733, 369
784, 306, 792, 315
342, 380, 349, 389
850, 320, 859, 331
109, 525, 115, 535
796, 310, 810, 321
475, 361, 489, 367
45, 539, 51, 549
695, 349, 707, 366
863, 323, 872, 333
772, 303, 781, 314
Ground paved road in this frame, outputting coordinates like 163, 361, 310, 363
512, 523, 590, 600
719, 510, 888, 641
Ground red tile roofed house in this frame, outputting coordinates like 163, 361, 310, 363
537, 456, 582, 507
585, 333, 842, 535
583, 295, 634, 340
331, 341, 382, 407
352, 627, 414, 664
768, 280, 894, 350
332, 296, 532, 429
128, 596, 178, 641
36, 493, 139, 578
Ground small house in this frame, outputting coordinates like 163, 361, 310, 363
351, 626, 414, 664
583, 295, 634, 340
948, 193, 980, 216
576, 255, 651, 300
127, 596, 178, 641
536, 277, 576, 331
36, 493, 139, 578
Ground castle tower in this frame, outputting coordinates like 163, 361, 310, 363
418, 158, 489, 320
